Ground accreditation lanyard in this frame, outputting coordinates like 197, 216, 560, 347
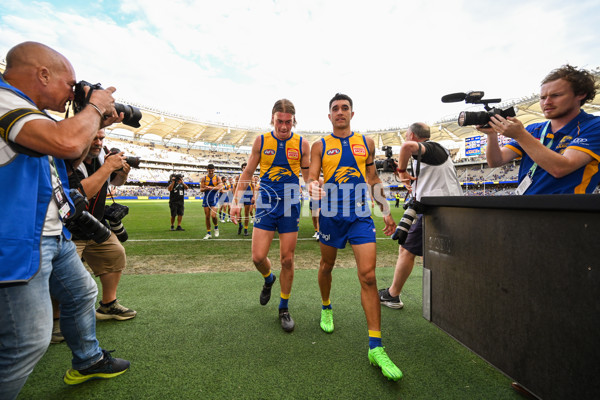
49, 157, 71, 220
515, 121, 553, 195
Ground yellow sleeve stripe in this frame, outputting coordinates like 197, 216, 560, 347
504, 144, 522, 157
568, 146, 600, 162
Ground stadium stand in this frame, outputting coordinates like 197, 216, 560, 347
1, 60, 597, 197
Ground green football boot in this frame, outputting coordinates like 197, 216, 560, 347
368, 347, 403, 381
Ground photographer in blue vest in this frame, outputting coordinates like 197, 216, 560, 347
0, 41, 130, 399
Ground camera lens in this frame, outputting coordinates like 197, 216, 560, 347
458, 111, 490, 127
114, 103, 142, 128
125, 156, 141, 168
392, 207, 418, 245
109, 220, 128, 242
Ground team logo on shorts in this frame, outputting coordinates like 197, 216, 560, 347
268, 166, 293, 181
351, 144, 367, 157
326, 148, 341, 156
334, 167, 361, 183
287, 148, 299, 160
264, 149, 276, 156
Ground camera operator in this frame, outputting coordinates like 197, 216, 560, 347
477, 64, 600, 194
64, 128, 136, 322
168, 173, 188, 231
378, 122, 462, 309
0, 41, 129, 398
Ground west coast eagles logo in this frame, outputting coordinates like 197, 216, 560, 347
268, 166, 293, 181
334, 167, 361, 183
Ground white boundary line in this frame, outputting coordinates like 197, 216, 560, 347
127, 237, 387, 242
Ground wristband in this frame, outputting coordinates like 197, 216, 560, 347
397, 168, 406, 173
88, 102, 104, 118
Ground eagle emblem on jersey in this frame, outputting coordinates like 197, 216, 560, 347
334, 167, 361, 183
268, 166, 293, 181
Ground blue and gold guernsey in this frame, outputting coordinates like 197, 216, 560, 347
320, 132, 371, 217
202, 175, 220, 207
253, 131, 303, 233
258, 131, 303, 202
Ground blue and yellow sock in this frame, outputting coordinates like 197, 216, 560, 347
262, 270, 275, 285
322, 299, 332, 310
207, 230, 211, 235
215, 225, 219, 231
279, 292, 290, 310
369, 330, 382, 349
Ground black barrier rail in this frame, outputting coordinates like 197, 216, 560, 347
421, 193, 600, 212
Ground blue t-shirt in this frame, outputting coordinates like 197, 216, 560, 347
505, 110, 600, 194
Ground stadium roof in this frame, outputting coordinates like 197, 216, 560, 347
1, 60, 599, 148
112, 89, 600, 148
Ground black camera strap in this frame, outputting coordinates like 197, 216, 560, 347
409, 143, 422, 193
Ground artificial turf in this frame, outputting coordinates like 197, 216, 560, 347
17, 201, 522, 399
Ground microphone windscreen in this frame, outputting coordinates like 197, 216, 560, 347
441, 92, 467, 103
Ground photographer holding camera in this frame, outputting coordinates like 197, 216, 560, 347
62, 128, 136, 322
378, 122, 462, 309
0, 42, 129, 398
477, 65, 600, 194
168, 173, 188, 231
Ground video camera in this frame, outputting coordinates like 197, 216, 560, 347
73, 80, 142, 128
375, 146, 398, 173
441, 91, 516, 128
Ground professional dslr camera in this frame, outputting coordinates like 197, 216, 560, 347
104, 202, 130, 242
375, 146, 398, 173
64, 189, 111, 243
73, 80, 142, 128
441, 91, 516, 127
105, 147, 141, 169
391, 195, 423, 245
171, 173, 184, 181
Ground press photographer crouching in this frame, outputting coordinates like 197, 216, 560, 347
378, 122, 463, 309
52, 128, 136, 336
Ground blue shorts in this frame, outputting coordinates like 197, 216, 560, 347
254, 201, 300, 234
203, 193, 219, 208
318, 214, 376, 249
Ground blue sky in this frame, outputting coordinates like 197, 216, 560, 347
1, 0, 599, 132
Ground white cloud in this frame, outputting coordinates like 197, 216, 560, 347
1, 0, 599, 133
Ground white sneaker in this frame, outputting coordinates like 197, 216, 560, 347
312, 231, 319, 238
215, 229, 220, 238
220, 219, 225, 223
203, 233, 211, 240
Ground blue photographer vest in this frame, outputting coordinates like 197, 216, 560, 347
0, 77, 74, 283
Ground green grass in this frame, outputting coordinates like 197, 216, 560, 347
18, 201, 520, 399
